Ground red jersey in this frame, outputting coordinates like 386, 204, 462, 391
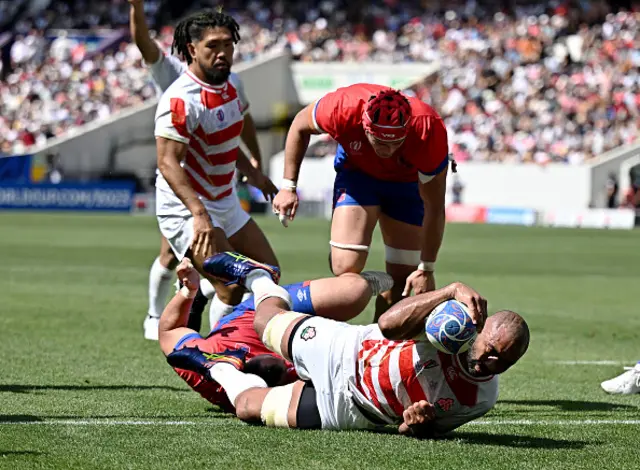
311, 83, 449, 183
173, 309, 295, 412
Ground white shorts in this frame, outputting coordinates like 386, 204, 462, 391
290, 316, 381, 431
157, 196, 250, 259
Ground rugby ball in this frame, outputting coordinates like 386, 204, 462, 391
425, 300, 477, 354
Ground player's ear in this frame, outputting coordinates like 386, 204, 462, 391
187, 41, 197, 61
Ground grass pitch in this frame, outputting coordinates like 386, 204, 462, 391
0, 213, 639, 469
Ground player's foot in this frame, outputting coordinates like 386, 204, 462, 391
360, 271, 394, 296
166, 346, 246, 377
143, 315, 160, 341
203, 252, 280, 287
601, 363, 640, 395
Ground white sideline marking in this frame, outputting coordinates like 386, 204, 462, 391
551, 360, 627, 365
1, 419, 639, 426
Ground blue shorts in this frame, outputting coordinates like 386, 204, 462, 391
332, 169, 424, 227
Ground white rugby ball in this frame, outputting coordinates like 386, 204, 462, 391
425, 300, 477, 354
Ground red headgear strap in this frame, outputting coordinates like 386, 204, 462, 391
362, 89, 412, 142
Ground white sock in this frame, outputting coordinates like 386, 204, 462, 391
209, 294, 235, 330
246, 270, 292, 309
200, 279, 216, 299
209, 362, 267, 406
148, 257, 173, 318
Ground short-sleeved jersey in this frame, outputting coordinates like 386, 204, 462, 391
312, 83, 449, 183
148, 53, 249, 112
154, 71, 247, 216
351, 326, 498, 434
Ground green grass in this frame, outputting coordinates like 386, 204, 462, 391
0, 213, 639, 469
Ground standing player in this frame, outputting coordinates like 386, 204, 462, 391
272, 84, 450, 319
128, 0, 268, 340
159, 257, 393, 411
169, 253, 529, 436
154, 10, 280, 333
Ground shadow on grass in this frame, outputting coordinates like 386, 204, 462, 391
449, 432, 593, 449
500, 400, 637, 412
0, 384, 189, 394
0, 414, 222, 422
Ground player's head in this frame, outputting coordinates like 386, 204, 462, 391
244, 354, 290, 387
362, 89, 412, 158
172, 9, 240, 85
464, 310, 529, 377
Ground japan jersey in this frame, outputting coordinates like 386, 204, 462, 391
351, 326, 498, 434
312, 83, 449, 183
154, 71, 247, 216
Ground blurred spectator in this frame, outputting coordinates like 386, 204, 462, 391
606, 172, 619, 208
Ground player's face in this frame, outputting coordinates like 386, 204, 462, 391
189, 26, 234, 85
365, 132, 405, 158
465, 326, 519, 377
245, 355, 289, 386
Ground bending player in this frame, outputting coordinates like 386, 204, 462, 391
128, 0, 270, 339
272, 84, 451, 319
160, 257, 393, 411
169, 253, 530, 436
153, 10, 280, 339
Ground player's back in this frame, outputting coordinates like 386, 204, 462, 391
351, 326, 498, 434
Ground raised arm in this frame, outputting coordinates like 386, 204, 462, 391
128, 0, 161, 64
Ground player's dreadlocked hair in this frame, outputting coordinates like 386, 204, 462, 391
172, 9, 241, 65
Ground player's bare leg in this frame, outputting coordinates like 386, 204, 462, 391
374, 213, 422, 321
329, 204, 379, 276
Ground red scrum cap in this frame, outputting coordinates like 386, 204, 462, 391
362, 89, 412, 142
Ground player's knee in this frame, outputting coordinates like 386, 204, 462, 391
260, 383, 295, 428
338, 273, 372, 308
235, 391, 262, 423
159, 250, 178, 270
329, 241, 369, 275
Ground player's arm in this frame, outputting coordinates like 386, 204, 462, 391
128, 0, 160, 64
379, 282, 486, 340
158, 258, 200, 355
241, 113, 262, 170
398, 400, 437, 439
282, 103, 323, 181
236, 148, 278, 201
418, 166, 447, 270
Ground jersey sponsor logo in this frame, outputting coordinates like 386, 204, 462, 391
217, 109, 225, 121
300, 326, 316, 341
337, 188, 347, 203
296, 288, 307, 303
436, 397, 454, 412
349, 141, 362, 152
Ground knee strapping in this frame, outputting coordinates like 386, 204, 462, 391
261, 311, 308, 357
384, 245, 420, 266
329, 241, 370, 252
260, 383, 295, 428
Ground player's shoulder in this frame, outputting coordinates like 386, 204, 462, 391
158, 74, 200, 106
408, 97, 443, 120
327, 83, 388, 105
163, 53, 188, 74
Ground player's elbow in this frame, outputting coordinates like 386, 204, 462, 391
378, 315, 403, 340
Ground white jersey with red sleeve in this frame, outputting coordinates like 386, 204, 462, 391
350, 326, 499, 434
154, 70, 247, 216
147, 53, 250, 113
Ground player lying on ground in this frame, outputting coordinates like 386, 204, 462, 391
272, 84, 451, 320
154, 10, 281, 339
159, 257, 393, 411
129, 0, 270, 340
169, 252, 530, 437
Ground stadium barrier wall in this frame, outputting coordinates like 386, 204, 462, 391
291, 62, 440, 104
587, 141, 640, 208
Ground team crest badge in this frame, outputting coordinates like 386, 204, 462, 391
349, 141, 362, 152
436, 398, 454, 412
300, 326, 316, 341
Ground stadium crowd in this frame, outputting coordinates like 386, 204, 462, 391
1, 0, 639, 165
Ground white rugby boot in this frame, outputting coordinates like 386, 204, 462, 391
600, 362, 640, 395
143, 315, 160, 341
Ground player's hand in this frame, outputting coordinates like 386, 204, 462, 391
191, 213, 215, 260
176, 258, 200, 292
245, 171, 278, 202
127, 0, 144, 6
402, 270, 436, 297
449, 282, 488, 332
400, 400, 436, 437
272, 188, 299, 227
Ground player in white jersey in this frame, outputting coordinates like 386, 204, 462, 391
129, 1, 276, 340
169, 252, 530, 436
153, 11, 280, 335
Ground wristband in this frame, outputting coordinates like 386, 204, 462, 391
282, 178, 297, 191
417, 261, 435, 272
180, 286, 197, 299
